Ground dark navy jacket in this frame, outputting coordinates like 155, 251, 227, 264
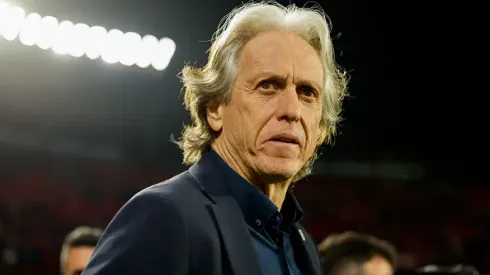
82, 151, 322, 275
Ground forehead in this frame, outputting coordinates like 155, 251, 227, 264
363, 255, 393, 275
66, 246, 94, 266
238, 31, 324, 88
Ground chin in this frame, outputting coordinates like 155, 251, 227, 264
255, 155, 303, 180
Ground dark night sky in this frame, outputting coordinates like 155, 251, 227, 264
0, 0, 483, 183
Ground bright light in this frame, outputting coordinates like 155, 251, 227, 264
52, 20, 74, 55
119, 32, 141, 66
85, 26, 107, 60
69, 23, 90, 58
1, 6, 25, 41
101, 29, 123, 64
0, 2, 176, 71
152, 38, 176, 71
0, 2, 11, 36
137, 35, 158, 69
36, 16, 58, 50
19, 13, 42, 46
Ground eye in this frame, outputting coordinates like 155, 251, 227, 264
298, 86, 317, 98
258, 80, 275, 90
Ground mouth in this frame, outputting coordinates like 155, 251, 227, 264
268, 135, 300, 146
271, 138, 298, 144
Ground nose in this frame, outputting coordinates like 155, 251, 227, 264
275, 86, 301, 122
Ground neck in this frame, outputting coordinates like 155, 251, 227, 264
211, 141, 291, 210
256, 179, 290, 209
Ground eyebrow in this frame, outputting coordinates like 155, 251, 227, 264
250, 72, 322, 91
296, 79, 322, 92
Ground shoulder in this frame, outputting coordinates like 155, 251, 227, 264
82, 171, 200, 274
103, 169, 206, 236
129, 169, 201, 209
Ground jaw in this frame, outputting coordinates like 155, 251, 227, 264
253, 152, 303, 180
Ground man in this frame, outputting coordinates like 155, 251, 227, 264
83, 2, 348, 274
60, 226, 102, 275
318, 231, 397, 275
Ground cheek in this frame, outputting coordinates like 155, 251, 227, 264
240, 98, 273, 142
306, 109, 323, 143
244, 109, 269, 147
223, 100, 259, 145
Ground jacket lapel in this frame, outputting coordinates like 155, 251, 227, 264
208, 197, 262, 275
290, 224, 322, 275
189, 153, 262, 275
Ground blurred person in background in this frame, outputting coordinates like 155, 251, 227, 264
60, 226, 102, 275
83, 1, 348, 275
318, 231, 397, 275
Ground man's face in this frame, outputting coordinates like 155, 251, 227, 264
64, 246, 94, 275
363, 255, 394, 275
209, 31, 324, 181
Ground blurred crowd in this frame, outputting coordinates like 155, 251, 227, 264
0, 155, 488, 274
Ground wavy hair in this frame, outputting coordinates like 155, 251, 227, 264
177, 1, 348, 182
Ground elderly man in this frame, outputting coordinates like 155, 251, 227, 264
83, 2, 348, 275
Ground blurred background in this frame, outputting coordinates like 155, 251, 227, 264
0, 0, 486, 274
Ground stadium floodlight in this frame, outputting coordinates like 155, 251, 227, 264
19, 12, 42, 46
136, 35, 158, 69
1, 5, 25, 41
152, 37, 176, 71
36, 16, 58, 50
52, 20, 74, 55
85, 26, 107, 60
0, 2, 176, 71
119, 32, 141, 67
69, 23, 90, 58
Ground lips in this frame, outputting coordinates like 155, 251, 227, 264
268, 133, 301, 146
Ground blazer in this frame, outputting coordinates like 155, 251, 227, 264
82, 152, 322, 275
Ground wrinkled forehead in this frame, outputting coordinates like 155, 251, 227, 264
238, 31, 324, 89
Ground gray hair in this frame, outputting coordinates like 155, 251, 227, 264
60, 226, 102, 274
177, 1, 349, 182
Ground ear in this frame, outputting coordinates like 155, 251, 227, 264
207, 103, 224, 132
